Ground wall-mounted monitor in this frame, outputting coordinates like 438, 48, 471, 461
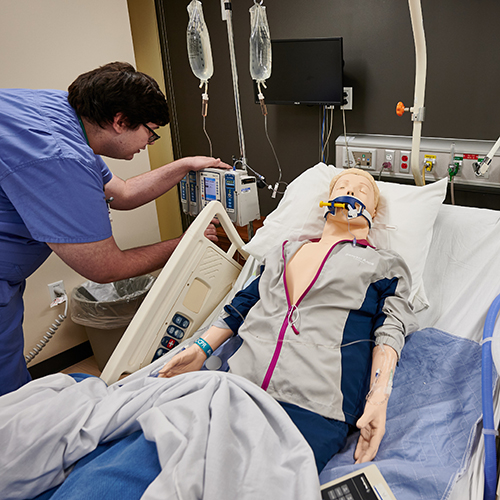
255, 37, 344, 106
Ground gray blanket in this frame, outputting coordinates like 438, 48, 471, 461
0, 371, 320, 500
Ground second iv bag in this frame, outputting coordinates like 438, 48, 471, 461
249, 2, 271, 85
187, 0, 213, 84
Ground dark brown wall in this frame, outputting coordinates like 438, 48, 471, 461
157, 0, 500, 215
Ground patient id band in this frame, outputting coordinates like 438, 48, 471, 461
195, 337, 213, 358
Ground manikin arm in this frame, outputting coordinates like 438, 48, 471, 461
354, 344, 398, 464
158, 326, 233, 378
159, 273, 262, 377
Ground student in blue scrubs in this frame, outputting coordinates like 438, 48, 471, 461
0, 62, 228, 396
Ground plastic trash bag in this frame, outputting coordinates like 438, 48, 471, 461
70, 275, 155, 330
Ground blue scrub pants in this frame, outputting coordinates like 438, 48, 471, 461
0, 281, 32, 396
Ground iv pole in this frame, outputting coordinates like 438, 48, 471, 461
221, 0, 248, 171
221, 0, 258, 239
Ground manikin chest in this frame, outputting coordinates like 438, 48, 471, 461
285, 241, 332, 305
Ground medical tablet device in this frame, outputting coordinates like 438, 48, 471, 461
321, 464, 396, 500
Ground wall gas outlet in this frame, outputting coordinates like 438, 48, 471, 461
424, 154, 436, 172
449, 155, 463, 177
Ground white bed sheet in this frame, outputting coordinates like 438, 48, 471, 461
417, 203, 500, 341
415, 203, 500, 500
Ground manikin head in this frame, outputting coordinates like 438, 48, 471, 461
324, 169, 379, 232
328, 168, 379, 218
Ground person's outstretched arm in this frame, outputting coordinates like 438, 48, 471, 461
104, 156, 231, 210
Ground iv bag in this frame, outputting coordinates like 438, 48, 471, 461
249, 3, 272, 84
187, 0, 213, 84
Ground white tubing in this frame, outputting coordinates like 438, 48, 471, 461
408, 0, 427, 186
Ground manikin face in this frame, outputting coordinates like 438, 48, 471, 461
329, 173, 377, 224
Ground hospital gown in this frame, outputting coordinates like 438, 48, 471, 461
0, 89, 113, 395
219, 238, 418, 468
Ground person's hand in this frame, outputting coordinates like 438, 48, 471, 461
158, 344, 206, 378
186, 156, 232, 172
204, 217, 219, 242
354, 400, 387, 463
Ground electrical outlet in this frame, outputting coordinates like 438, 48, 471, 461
341, 87, 353, 110
399, 151, 411, 173
48, 280, 66, 301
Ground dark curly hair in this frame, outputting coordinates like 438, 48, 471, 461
68, 62, 169, 129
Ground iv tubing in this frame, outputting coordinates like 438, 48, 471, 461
481, 293, 500, 500
223, 1, 248, 169
408, 0, 427, 186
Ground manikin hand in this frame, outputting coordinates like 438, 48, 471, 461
159, 326, 232, 378
158, 344, 206, 378
354, 400, 388, 464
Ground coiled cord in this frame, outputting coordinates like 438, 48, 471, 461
25, 298, 68, 365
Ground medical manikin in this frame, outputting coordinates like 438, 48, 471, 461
160, 168, 417, 471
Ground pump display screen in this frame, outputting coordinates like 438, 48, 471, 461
204, 177, 217, 200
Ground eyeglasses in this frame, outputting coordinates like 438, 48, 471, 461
143, 124, 161, 144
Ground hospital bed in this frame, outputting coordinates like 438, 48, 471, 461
1, 163, 499, 500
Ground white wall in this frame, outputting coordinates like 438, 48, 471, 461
0, 0, 162, 365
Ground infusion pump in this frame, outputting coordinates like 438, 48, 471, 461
180, 168, 260, 226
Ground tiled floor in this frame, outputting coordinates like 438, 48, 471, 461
61, 356, 101, 377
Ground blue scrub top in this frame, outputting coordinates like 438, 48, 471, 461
0, 89, 113, 395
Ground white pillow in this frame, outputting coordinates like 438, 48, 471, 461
243, 162, 447, 312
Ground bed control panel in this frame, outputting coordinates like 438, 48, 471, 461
152, 313, 191, 361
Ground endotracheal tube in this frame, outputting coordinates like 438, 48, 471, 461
187, 0, 214, 156
249, 1, 285, 198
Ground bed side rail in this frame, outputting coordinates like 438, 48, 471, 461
100, 201, 248, 385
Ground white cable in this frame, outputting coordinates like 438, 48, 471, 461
342, 107, 352, 168
321, 107, 334, 163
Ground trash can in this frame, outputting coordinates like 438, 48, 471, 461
70, 275, 155, 371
